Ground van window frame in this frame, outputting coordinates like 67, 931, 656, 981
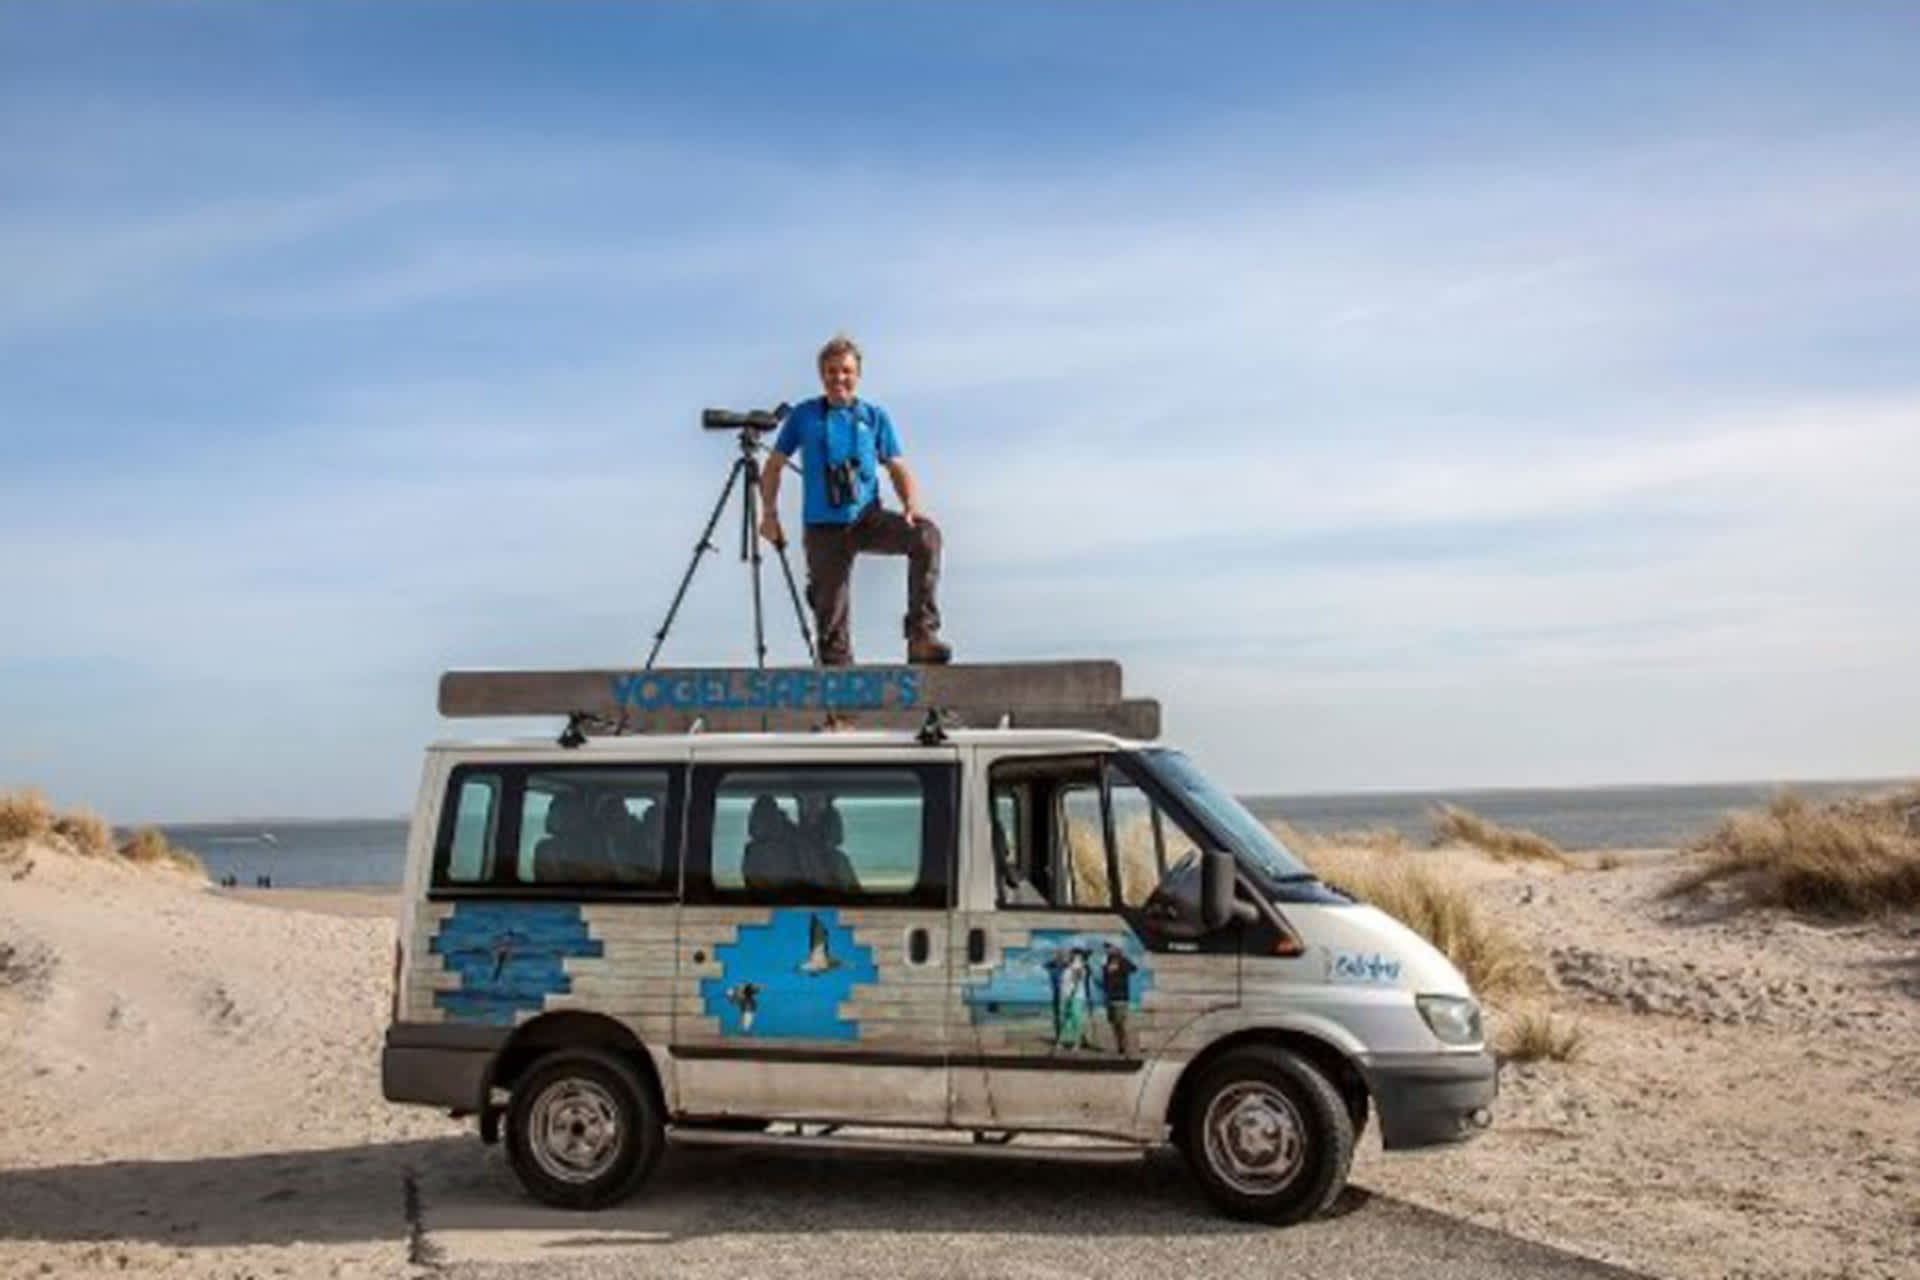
682, 760, 957, 910
428, 761, 686, 901
987, 752, 1217, 915
437, 769, 504, 886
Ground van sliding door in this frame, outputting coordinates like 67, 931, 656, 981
671, 746, 959, 1126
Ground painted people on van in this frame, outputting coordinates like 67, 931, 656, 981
1049, 947, 1095, 1051
1101, 943, 1138, 1056
963, 931, 1154, 1055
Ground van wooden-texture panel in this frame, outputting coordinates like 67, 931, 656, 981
402, 899, 677, 1042
671, 907, 949, 1053
943, 909, 1238, 1138
401, 902, 454, 1022
674, 1060, 948, 1125
950, 911, 1236, 1065
557, 905, 677, 1042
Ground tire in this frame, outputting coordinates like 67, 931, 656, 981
1180, 1046, 1356, 1224
504, 1048, 663, 1210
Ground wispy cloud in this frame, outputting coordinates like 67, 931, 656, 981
0, 172, 446, 335
3, 5, 1918, 813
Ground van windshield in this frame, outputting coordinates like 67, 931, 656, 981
1137, 749, 1312, 883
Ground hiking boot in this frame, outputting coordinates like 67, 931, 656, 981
907, 632, 953, 665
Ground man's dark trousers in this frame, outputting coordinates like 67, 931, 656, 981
802, 502, 942, 667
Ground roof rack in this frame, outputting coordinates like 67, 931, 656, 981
438, 660, 1160, 743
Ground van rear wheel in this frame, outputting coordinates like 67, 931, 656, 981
1181, 1046, 1355, 1224
505, 1048, 662, 1210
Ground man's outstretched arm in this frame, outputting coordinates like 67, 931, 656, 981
884, 457, 925, 526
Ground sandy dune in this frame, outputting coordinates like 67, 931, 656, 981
0, 850, 460, 1278
1356, 849, 1920, 1280
2, 842, 1915, 1278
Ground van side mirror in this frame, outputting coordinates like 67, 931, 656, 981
1201, 849, 1245, 931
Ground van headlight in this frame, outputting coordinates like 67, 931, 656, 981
1416, 995, 1483, 1045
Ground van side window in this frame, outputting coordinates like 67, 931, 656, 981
444, 773, 501, 883
987, 755, 1209, 922
1059, 783, 1114, 908
516, 769, 673, 888
692, 764, 952, 908
1106, 769, 1203, 908
431, 763, 682, 893
990, 783, 1048, 905
988, 756, 1109, 910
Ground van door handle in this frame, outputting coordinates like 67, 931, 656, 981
967, 927, 986, 965
908, 927, 930, 965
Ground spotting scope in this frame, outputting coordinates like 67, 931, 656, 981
701, 403, 790, 432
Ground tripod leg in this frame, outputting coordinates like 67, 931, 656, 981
773, 541, 818, 664
742, 456, 769, 669
644, 458, 746, 670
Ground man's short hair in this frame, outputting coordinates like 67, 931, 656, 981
817, 333, 863, 369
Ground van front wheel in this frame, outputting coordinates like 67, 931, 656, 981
1182, 1046, 1355, 1224
505, 1048, 662, 1210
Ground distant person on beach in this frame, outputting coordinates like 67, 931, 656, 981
757, 334, 953, 667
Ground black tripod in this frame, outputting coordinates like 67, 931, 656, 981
645, 421, 815, 669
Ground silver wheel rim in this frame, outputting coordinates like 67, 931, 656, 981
1203, 1081, 1306, 1196
528, 1076, 624, 1185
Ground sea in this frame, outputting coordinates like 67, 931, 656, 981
160, 777, 1908, 890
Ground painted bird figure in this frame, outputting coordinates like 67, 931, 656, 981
798, 913, 846, 976
489, 931, 524, 982
725, 982, 762, 1032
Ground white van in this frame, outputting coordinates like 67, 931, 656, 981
383, 679, 1494, 1224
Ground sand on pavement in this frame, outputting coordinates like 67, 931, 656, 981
2, 840, 1916, 1278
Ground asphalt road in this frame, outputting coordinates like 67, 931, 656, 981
0, 1134, 1654, 1278
418, 1139, 1657, 1280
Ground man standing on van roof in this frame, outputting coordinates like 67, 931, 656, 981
758, 334, 953, 666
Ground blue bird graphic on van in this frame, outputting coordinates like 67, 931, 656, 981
798, 913, 846, 975
702, 908, 876, 1040
430, 902, 603, 1026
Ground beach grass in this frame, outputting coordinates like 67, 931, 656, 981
1, 788, 204, 875
1064, 816, 1168, 908
50, 809, 114, 858
1430, 802, 1571, 866
0, 787, 56, 845
1666, 785, 1920, 917
1283, 826, 1538, 1000
1496, 1006, 1587, 1063
119, 826, 206, 875
1305, 825, 1409, 856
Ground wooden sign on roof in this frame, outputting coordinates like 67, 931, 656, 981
437, 661, 1157, 738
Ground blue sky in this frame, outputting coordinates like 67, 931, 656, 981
3, 2, 1917, 820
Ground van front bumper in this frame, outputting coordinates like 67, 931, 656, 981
1357, 1050, 1497, 1149
381, 1023, 507, 1111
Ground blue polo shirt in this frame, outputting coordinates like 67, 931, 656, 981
772, 396, 903, 526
